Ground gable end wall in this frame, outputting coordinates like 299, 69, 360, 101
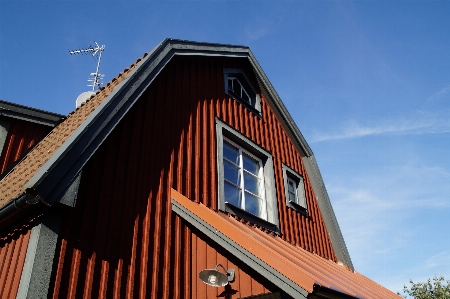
48, 55, 336, 298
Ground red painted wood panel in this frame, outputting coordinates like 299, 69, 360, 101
49, 55, 336, 298
0, 223, 32, 299
0, 118, 51, 175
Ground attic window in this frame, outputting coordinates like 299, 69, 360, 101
224, 69, 261, 115
227, 77, 253, 106
282, 164, 308, 215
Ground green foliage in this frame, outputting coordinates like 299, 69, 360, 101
400, 276, 450, 299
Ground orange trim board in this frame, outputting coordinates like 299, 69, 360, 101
171, 189, 401, 299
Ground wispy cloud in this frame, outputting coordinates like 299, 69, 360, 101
423, 251, 450, 270
329, 161, 450, 292
311, 111, 450, 142
427, 83, 450, 102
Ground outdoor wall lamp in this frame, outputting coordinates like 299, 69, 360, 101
199, 264, 235, 287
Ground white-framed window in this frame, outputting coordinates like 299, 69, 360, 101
282, 164, 307, 213
216, 118, 279, 232
227, 77, 254, 107
224, 69, 261, 115
223, 138, 267, 219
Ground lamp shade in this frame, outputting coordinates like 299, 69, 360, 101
199, 268, 229, 287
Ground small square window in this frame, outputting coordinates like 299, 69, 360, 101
216, 118, 279, 232
282, 164, 307, 214
224, 69, 261, 115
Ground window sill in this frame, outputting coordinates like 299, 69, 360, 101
287, 200, 309, 217
225, 202, 280, 234
225, 91, 262, 118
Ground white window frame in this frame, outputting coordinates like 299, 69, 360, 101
223, 68, 261, 116
216, 118, 279, 232
282, 164, 308, 213
227, 77, 253, 106
223, 137, 267, 220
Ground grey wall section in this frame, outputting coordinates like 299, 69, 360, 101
16, 212, 60, 299
0, 118, 10, 158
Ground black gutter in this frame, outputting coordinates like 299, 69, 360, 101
0, 188, 45, 227
311, 284, 360, 299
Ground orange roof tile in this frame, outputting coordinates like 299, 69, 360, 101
171, 188, 401, 299
0, 55, 148, 208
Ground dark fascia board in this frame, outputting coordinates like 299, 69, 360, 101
241, 46, 353, 269
0, 100, 65, 127
0, 38, 351, 268
22, 38, 254, 204
171, 198, 309, 299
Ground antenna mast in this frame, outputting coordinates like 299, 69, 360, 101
69, 41, 105, 91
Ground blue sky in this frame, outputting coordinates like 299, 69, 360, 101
1, 1, 449, 294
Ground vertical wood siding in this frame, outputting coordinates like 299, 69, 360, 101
0, 118, 50, 175
49, 56, 335, 298
191, 230, 275, 299
0, 224, 32, 299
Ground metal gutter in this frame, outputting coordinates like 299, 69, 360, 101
0, 189, 43, 227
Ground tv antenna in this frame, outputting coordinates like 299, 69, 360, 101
69, 41, 105, 92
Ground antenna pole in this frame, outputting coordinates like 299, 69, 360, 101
69, 41, 105, 91
91, 42, 104, 91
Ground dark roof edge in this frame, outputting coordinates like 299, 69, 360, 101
244, 49, 353, 269
305, 155, 354, 269
171, 198, 309, 299
0, 100, 65, 126
20, 39, 254, 205
245, 51, 313, 157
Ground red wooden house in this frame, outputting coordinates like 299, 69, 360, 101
0, 39, 400, 299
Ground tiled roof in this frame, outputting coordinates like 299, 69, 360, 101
171, 188, 401, 299
0, 54, 148, 209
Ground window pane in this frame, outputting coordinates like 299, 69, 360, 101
245, 192, 262, 217
224, 182, 241, 207
288, 180, 296, 192
242, 153, 259, 175
244, 172, 260, 196
288, 192, 297, 203
242, 90, 251, 105
234, 81, 241, 96
228, 78, 233, 91
223, 142, 239, 164
224, 160, 241, 186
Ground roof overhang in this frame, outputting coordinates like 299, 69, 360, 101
171, 188, 400, 299
0, 100, 65, 127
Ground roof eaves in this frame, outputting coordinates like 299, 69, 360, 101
0, 99, 65, 126
0, 42, 162, 215
171, 188, 400, 299
171, 192, 309, 299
